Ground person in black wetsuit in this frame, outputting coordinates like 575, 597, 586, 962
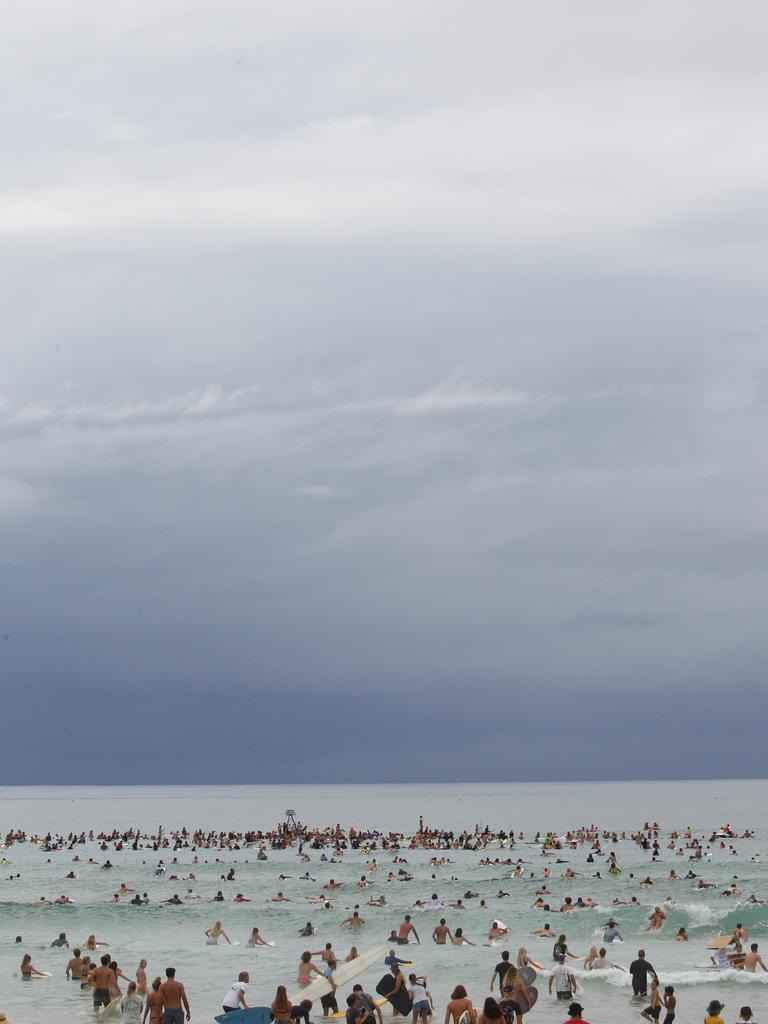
629, 950, 658, 997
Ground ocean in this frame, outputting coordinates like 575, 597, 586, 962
2, 781, 767, 1024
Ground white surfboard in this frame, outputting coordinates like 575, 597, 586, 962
289, 946, 387, 1004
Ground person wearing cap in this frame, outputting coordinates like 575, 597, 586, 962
562, 1002, 590, 1024
704, 1000, 726, 1024
549, 954, 577, 1001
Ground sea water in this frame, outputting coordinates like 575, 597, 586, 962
2, 780, 768, 1024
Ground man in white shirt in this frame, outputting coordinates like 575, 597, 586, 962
549, 955, 577, 1000
222, 971, 249, 1014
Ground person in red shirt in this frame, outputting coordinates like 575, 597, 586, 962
563, 1002, 590, 1024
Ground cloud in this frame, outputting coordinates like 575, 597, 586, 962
2, 384, 262, 430
0, 0, 767, 781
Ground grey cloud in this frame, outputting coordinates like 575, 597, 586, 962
0, 2, 767, 781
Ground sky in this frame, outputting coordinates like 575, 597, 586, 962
2, 1, 768, 784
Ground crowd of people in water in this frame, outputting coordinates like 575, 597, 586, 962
5, 818, 765, 1023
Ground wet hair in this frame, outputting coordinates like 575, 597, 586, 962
301, 951, 312, 963
272, 986, 291, 1013
152, 977, 162, 992
166, 967, 176, 978
452, 986, 467, 999
101, 954, 111, 965
73, 948, 81, 957
346, 995, 359, 1007
739, 1008, 752, 1021
482, 998, 502, 1021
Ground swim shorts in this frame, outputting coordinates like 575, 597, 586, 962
93, 989, 111, 1008
643, 1006, 661, 1020
556, 990, 572, 1000
663, 1015, 675, 1024
413, 1001, 430, 1012
163, 1010, 184, 1024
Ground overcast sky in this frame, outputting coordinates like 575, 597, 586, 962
2, 1, 767, 783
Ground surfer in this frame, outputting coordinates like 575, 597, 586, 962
342, 911, 365, 929
297, 951, 325, 986
121, 980, 145, 1023
91, 954, 116, 1008
222, 971, 250, 1013
490, 951, 511, 991
645, 907, 666, 932
549, 954, 577, 1001
408, 973, 433, 1024
628, 951, 657, 997
397, 916, 420, 944
66, 948, 84, 979
445, 985, 476, 1024
157, 966, 191, 1024
432, 919, 453, 944
586, 948, 624, 971
487, 922, 509, 943
246, 927, 271, 947
205, 921, 232, 945
743, 944, 767, 972
20, 953, 47, 978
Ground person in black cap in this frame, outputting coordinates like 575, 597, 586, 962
563, 1002, 590, 1024
704, 1000, 725, 1024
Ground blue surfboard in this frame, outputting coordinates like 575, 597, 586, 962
215, 1006, 273, 1024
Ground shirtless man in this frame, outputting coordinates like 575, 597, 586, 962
66, 948, 84, 979
158, 967, 191, 1024
432, 919, 452, 944
312, 943, 335, 963
743, 944, 767, 972
92, 954, 117, 1011
487, 921, 508, 942
397, 916, 420, 944
342, 911, 364, 929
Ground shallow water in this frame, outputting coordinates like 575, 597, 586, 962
2, 781, 768, 1024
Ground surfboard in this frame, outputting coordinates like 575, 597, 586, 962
459, 1013, 472, 1024
288, 945, 387, 1004
519, 966, 536, 986
214, 1007, 273, 1024
521, 987, 538, 1013
99, 996, 122, 1020
708, 936, 736, 949
331, 999, 389, 1019
375, 973, 413, 1016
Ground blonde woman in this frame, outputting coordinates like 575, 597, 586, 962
205, 921, 232, 945
516, 947, 544, 971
